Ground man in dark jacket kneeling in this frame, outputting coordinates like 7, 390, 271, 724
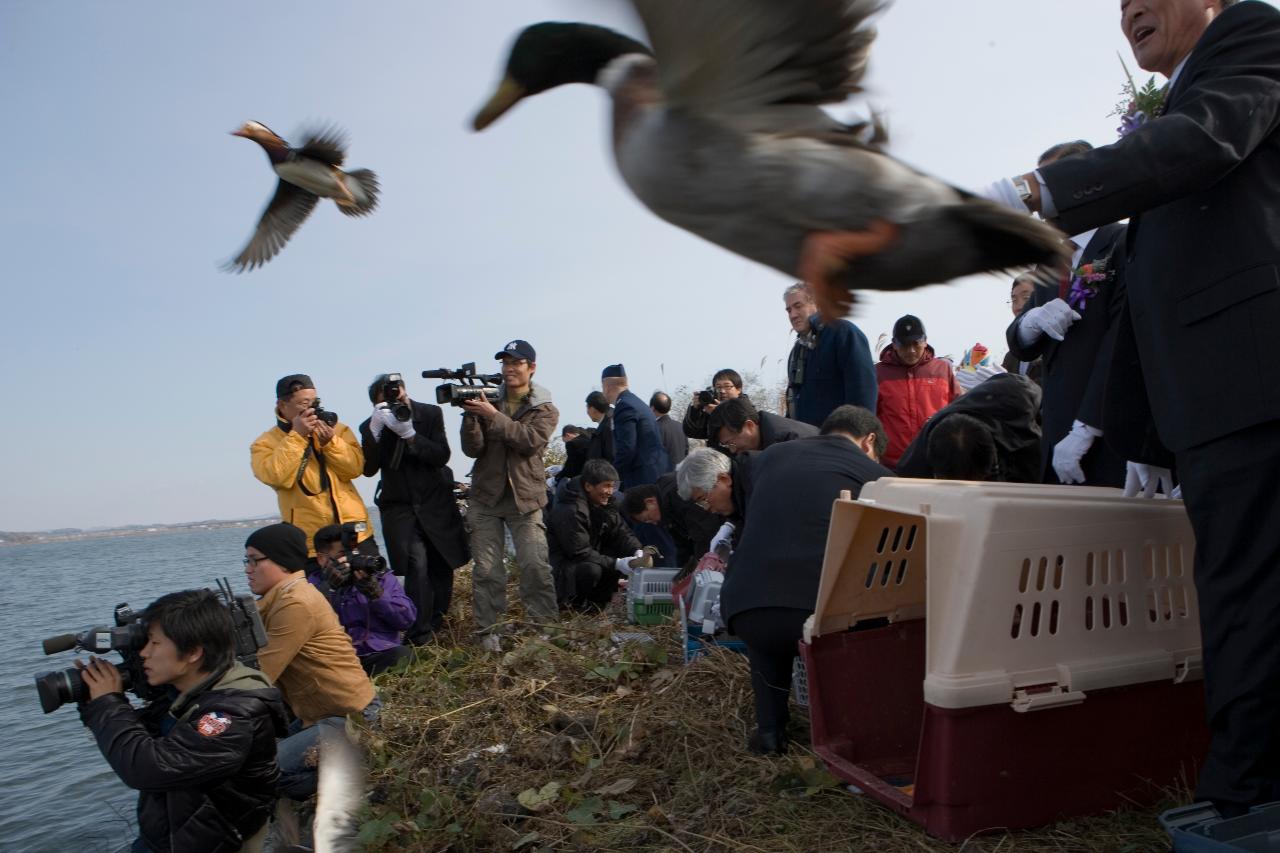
549, 459, 655, 611
77, 590, 287, 853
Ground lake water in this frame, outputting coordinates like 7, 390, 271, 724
0, 526, 279, 853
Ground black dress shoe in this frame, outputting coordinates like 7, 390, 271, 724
747, 729, 788, 755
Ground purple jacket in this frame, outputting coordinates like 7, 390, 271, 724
306, 571, 416, 656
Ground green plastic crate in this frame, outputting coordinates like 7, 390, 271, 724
629, 599, 676, 625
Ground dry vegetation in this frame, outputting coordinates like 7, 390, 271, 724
353, 567, 1177, 852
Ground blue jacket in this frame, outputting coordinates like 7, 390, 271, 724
788, 315, 877, 426
611, 389, 671, 489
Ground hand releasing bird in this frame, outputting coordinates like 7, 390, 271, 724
473, 1, 1067, 319
226, 121, 379, 273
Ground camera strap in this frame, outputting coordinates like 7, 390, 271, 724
295, 441, 331, 498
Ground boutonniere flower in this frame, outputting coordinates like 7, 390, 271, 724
1067, 258, 1116, 311
1112, 54, 1167, 137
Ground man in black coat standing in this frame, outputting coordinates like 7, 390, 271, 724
1003, 0, 1280, 814
719, 407, 893, 754
361, 374, 470, 645
1006, 142, 1128, 487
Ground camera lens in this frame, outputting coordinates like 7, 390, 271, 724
35, 668, 84, 714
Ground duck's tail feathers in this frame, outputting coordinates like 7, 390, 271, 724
948, 198, 1069, 272
311, 730, 366, 853
339, 168, 379, 217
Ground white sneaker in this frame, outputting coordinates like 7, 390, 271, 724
479, 634, 501, 653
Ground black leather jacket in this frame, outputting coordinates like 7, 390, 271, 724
80, 663, 287, 853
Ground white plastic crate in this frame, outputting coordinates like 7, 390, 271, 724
626, 568, 678, 606
805, 480, 1201, 712
686, 569, 725, 633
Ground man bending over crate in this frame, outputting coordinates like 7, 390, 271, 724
548, 459, 658, 611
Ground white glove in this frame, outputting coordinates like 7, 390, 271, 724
709, 522, 735, 554
1052, 420, 1101, 484
369, 405, 389, 440
974, 178, 1032, 213
1017, 298, 1081, 346
387, 412, 416, 440
614, 550, 646, 577
1124, 462, 1175, 498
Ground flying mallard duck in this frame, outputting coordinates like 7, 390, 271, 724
226, 121, 379, 273
473, 1, 1066, 319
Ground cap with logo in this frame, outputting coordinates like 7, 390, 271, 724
494, 340, 536, 361
892, 315, 926, 345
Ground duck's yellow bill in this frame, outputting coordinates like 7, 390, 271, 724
473, 77, 526, 131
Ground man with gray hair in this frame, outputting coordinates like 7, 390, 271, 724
676, 447, 748, 554
784, 282, 877, 427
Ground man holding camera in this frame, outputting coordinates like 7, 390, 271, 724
360, 373, 470, 645
251, 374, 377, 558
244, 522, 378, 800
682, 369, 750, 447
77, 589, 287, 853
309, 524, 417, 675
460, 340, 560, 651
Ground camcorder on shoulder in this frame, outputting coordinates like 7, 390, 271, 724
311, 398, 339, 427
33, 579, 267, 714
422, 363, 502, 408
382, 373, 412, 422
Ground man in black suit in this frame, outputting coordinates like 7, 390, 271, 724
1007, 141, 1128, 487
360, 374, 470, 645
719, 406, 893, 754
602, 364, 671, 490
649, 391, 689, 467
1005, 0, 1280, 814
707, 396, 818, 456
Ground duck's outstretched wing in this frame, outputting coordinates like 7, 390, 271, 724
224, 179, 319, 273
296, 125, 348, 167
629, 0, 883, 115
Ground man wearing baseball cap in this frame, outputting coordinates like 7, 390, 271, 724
874, 315, 963, 469
250, 374, 376, 558
460, 340, 560, 651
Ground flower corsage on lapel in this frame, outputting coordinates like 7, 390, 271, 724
1113, 55, 1167, 138
1066, 257, 1115, 312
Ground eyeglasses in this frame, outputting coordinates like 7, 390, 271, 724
243, 555, 270, 567
692, 493, 712, 510
713, 384, 736, 392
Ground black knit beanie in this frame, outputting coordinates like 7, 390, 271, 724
244, 523, 308, 571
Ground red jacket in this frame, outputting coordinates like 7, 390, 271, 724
875, 345, 963, 469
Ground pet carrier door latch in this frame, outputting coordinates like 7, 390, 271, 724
1010, 684, 1086, 713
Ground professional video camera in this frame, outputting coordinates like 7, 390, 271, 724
34, 579, 267, 714
422, 362, 502, 408
382, 373, 412, 423
312, 398, 339, 427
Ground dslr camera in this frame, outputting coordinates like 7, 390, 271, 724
311, 398, 339, 427
381, 373, 412, 423
696, 388, 718, 406
422, 363, 502, 408
324, 522, 388, 589
34, 579, 267, 714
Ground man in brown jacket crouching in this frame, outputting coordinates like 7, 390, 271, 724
244, 522, 378, 799
461, 339, 560, 651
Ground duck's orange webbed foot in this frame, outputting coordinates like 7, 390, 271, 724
798, 221, 900, 322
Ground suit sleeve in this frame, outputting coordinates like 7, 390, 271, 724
612, 404, 638, 472
1042, 5, 1280, 233
488, 403, 558, 457
404, 406, 451, 467
321, 424, 365, 480
81, 694, 257, 792
251, 430, 309, 489
841, 323, 879, 410
1006, 285, 1055, 361
359, 420, 381, 478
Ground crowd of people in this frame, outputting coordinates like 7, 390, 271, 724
68, 0, 1280, 847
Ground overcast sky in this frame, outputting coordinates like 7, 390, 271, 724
3, 1, 1262, 531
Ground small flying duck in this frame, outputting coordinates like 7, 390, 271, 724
473, 1, 1067, 319
226, 121, 379, 273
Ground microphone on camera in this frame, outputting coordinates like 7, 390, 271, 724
42, 634, 79, 655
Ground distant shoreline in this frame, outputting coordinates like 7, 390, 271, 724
0, 517, 278, 547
